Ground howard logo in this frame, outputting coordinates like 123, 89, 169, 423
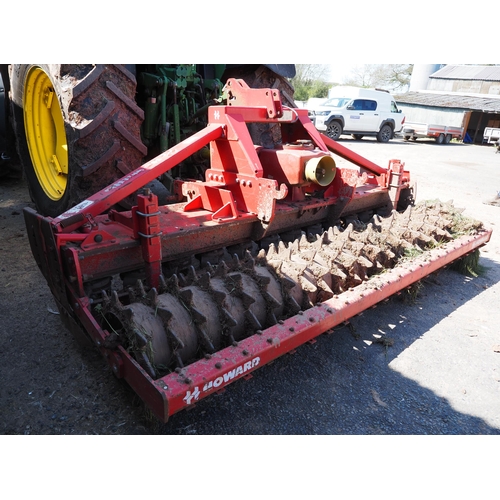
183, 357, 260, 405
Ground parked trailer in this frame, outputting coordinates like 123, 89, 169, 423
483, 127, 500, 144
402, 122, 463, 144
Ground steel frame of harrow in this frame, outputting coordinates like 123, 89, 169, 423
69, 227, 490, 421
21, 79, 493, 421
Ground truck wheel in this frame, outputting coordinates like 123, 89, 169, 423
377, 124, 393, 143
9, 64, 146, 217
435, 133, 445, 144
444, 134, 452, 144
326, 121, 343, 140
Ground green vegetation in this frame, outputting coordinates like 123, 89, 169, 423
290, 64, 331, 101
450, 250, 484, 277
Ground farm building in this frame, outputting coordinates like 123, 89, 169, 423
395, 65, 500, 144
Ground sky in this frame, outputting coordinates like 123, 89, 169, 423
4, 3, 490, 63
2, 5, 492, 71
328, 64, 357, 84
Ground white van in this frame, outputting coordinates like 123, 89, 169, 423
310, 86, 405, 142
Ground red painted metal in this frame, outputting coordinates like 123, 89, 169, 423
321, 133, 390, 177
61, 227, 491, 421
22, 77, 491, 422
53, 123, 226, 232
152, 228, 492, 419
133, 193, 162, 290
49, 79, 405, 238
223, 78, 284, 119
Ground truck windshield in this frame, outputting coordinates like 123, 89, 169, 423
323, 98, 351, 108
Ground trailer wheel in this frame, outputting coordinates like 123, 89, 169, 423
444, 134, 452, 144
435, 133, 445, 144
9, 64, 146, 217
377, 124, 393, 143
326, 121, 343, 140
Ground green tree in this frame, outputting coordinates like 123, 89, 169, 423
290, 64, 330, 100
310, 79, 330, 98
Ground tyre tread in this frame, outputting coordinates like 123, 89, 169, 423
9, 64, 146, 216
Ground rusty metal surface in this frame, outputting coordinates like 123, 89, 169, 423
150, 228, 492, 420
69, 202, 492, 421
22, 77, 491, 424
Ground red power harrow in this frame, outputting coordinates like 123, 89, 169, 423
23, 79, 492, 421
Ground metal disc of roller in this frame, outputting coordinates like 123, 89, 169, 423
209, 276, 247, 341
229, 272, 267, 333
124, 303, 172, 369
181, 286, 222, 353
102, 200, 477, 377
155, 293, 199, 366
254, 265, 284, 319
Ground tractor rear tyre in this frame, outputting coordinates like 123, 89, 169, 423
8, 64, 146, 217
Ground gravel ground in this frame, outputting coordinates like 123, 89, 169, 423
2, 136, 498, 497
0, 139, 500, 498
1, 138, 499, 438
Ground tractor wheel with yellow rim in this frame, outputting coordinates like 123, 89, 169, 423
8, 64, 146, 217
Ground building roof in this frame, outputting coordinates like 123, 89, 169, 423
430, 65, 500, 81
394, 91, 500, 113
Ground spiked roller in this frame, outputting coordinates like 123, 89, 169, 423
23, 79, 492, 421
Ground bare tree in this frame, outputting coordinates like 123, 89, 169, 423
293, 64, 330, 83
342, 65, 377, 88
342, 64, 413, 90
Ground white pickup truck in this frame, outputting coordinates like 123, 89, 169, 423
310, 86, 405, 143
402, 123, 463, 144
